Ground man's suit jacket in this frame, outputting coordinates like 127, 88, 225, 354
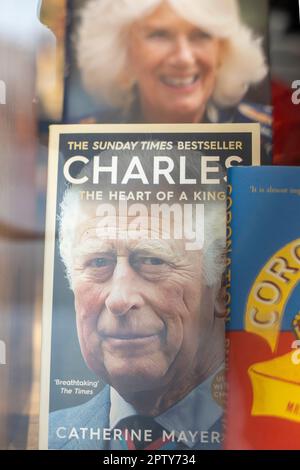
49, 385, 222, 450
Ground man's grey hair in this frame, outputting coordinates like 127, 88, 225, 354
77, 0, 267, 109
59, 148, 226, 289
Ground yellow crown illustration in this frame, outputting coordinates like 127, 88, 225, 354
245, 239, 300, 423
249, 348, 300, 423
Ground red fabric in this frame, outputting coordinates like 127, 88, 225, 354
272, 79, 300, 165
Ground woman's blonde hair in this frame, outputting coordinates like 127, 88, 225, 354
77, 0, 268, 109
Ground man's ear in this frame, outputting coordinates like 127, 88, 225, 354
214, 284, 226, 319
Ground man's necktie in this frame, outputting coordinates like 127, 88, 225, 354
116, 415, 179, 450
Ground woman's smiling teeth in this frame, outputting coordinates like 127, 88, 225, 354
161, 75, 199, 87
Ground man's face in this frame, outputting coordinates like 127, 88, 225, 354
70, 202, 218, 394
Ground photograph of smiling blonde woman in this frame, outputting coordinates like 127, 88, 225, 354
61, 0, 272, 161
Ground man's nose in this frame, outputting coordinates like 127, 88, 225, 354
170, 36, 196, 66
105, 258, 144, 317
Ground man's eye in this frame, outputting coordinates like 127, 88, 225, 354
140, 257, 165, 266
88, 258, 113, 268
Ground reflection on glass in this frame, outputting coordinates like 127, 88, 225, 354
0, 0, 65, 450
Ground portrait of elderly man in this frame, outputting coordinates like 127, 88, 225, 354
49, 151, 226, 450
75, 0, 272, 160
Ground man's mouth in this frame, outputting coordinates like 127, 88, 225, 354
160, 74, 200, 88
101, 332, 161, 350
103, 332, 159, 340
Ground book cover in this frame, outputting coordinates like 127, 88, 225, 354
39, 123, 259, 450
58, 0, 272, 165
63, 0, 271, 123
225, 166, 300, 450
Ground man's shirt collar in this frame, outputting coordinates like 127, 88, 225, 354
109, 368, 224, 448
